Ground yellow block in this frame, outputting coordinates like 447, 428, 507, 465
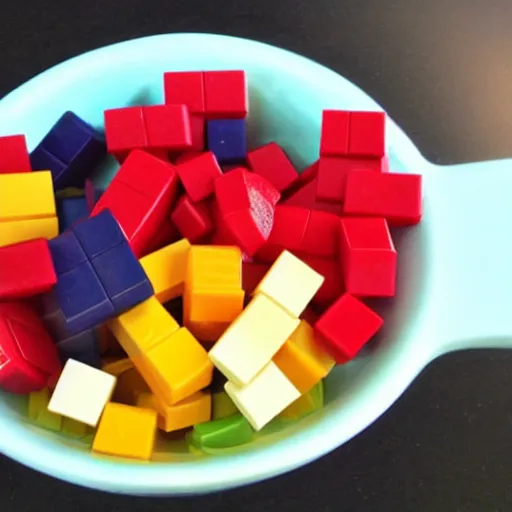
113, 367, 150, 405
212, 391, 238, 420
101, 357, 134, 377
273, 320, 335, 394
279, 380, 324, 421
140, 238, 191, 303
0, 216, 58, 247
62, 417, 91, 439
92, 402, 157, 461
28, 388, 62, 432
137, 391, 211, 432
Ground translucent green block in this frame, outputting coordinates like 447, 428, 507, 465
212, 391, 238, 420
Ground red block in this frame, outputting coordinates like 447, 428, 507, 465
189, 115, 205, 152
143, 104, 192, 152
164, 71, 205, 114
320, 110, 350, 157
344, 170, 422, 226
300, 210, 339, 258
171, 195, 213, 243
340, 217, 397, 297
0, 135, 31, 173
173, 151, 204, 165
144, 219, 180, 255
0, 239, 57, 300
348, 111, 385, 158
314, 293, 383, 363
91, 150, 179, 257
0, 301, 61, 394
204, 70, 248, 119
242, 262, 270, 294
176, 151, 222, 202
247, 142, 298, 193
104, 107, 146, 161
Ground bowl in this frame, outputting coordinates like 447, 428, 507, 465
1, 33, 510, 496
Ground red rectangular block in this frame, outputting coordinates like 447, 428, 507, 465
176, 151, 222, 202
164, 71, 205, 114
343, 170, 422, 226
189, 115, 205, 152
300, 210, 339, 258
340, 217, 397, 297
171, 195, 213, 243
348, 111, 385, 158
204, 70, 248, 119
242, 262, 270, 294
320, 110, 350, 157
104, 107, 146, 161
0, 135, 31, 173
143, 104, 192, 151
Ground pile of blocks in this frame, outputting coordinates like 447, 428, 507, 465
0, 69, 422, 460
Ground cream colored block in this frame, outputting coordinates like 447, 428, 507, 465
254, 250, 324, 317
209, 294, 299, 386
224, 361, 300, 431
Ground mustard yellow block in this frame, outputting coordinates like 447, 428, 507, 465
0, 216, 58, 247
28, 388, 62, 432
212, 391, 238, 420
113, 367, 150, 405
273, 320, 335, 394
55, 187, 85, 198
61, 417, 91, 439
279, 380, 324, 421
96, 324, 120, 355
101, 357, 134, 377
254, 250, 324, 318
92, 403, 157, 461
140, 238, 191, 303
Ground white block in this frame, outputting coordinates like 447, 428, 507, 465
225, 361, 300, 431
209, 294, 299, 386
48, 359, 116, 427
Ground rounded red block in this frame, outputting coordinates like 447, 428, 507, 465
176, 151, 222, 202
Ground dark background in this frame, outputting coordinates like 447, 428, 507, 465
1, 1, 512, 510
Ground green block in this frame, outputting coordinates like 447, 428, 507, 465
191, 414, 254, 450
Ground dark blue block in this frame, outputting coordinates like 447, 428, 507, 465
72, 209, 126, 259
91, 243, 153, 314
30, 146, 66, 179
56, 329, 101, 368
57, 196, 89, 233
48, 231, 88, 275
207, 119, 247, 164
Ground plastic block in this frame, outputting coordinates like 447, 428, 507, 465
0, 135, 31, 173
0, 217, 59, 248
173, 151, 204, 165
225, 361, 300, 431
171, 195, 214, 243
143, 218, 180, 255
85, 179, 104, 212
279, 380, 324, 421
348, 111, 386, 157
93, 402, 157, 460
28, 388, 62, 432
48, 231, 88, 275
204, 70, 248, 119
48, 359, 116, 426
189, 115, 206, 152
207, 119, 247, 164
0, 239, 57, 299
254, 251, 324, 318
190, 414, 253, 450
247, 142, 298, 192
104, 107, 146, 160
101, 357, 133, 377
113, 366, 149, 405
62, 417, 91, 439
164, 71, 205, 114
140, 238, 191, 304
320, 110, 350, 157
176, 151, 222, 202
209, 293, 299, 386
273, 320, 334, 394
55, 329, 101, 368
344, 170, 423, 226
212, 391, 238, 420
57, 196, 89, 232
0, 301, 61, 394
315, 293, 384, 363
300, 210, 339, 258
340, 217, 397, 297
143, 104, 192, 151
241, 262, 270, 294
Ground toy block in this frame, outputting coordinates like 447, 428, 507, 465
164, 71, 205, 114
176, 151, 222, 202
242, 262, 270, 294
279, 380, 324, 421
101, 357, 133, 377
316, 156, 386, 203
0, 135, 31, 173
93, 402, 157, 460
28, 388, 62, 431
0, 239, 57, 299
142, 104, 192, 151
173, 151, 204, 165
204, 70, 248, 119
48, 359, 116, 426
140, 238, 191, 303
320, 110, 350, 156
344, 170, 423, 226
254, 251, 324, 318
348, 111, 386, 157
85, 179, 104, 212
300, 210, 339, 258
315, 293, 384, 363
30, 112, 106, 189
96, 323, 121, 356
212, 391, 238, 420
209, 293, 299, 386
189, 115, 206, 151
171, 195, 214, 243
55, 329, 101, 369
209, 367, 228, 393
113, 366, 150, 404
207, 119, 247, 164
340, 217, 397, 297
189, 414, 253, 451
104, 106, 146, 160
91, 150, 179, 257
0, 301, 61, 394
143, 217, 180, 255
273, 320, 335, 394
247, 142, 298, 192
61, 417, 92, 439
57, 196, 89, 232
225, 361, 300, 431
48, 230, 88, 275
0, 216, 59, 247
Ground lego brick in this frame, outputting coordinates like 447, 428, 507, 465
48, 359, 116, 426
189, 414, 253, 450
48, 231, 88, 275
171, 195, 214, 243
55, 329, 101, 368
140, 238, 191, 304
254, 251, 324, 318
315, 293, 384, 363
176, 151, 222, 202
203, 70, 248, 119
300, 210, 340, 258
0, 135, 31, 173
343, 170, 423, 226
348, 111, 386, 157
0, 217, 59, 247
241, 262, 270, 294
340, 217, 397, 297
57, 196, 89, 232
320, 110, 350, 157
28, 388, 62, 432
104, 106, 146, 160
273, 320, 335, 394
207, 119, 247, 164
279, 380, 324, 421
224, 361, 300, 431
209, 293, 299, 386
164, 71, 205, 114
212, 391, 238, 420
247, 142, 298, 193
0, 239, 57, 299
143, 104, 192, 151
101, 357, 133, 377
93, 402, 157, 460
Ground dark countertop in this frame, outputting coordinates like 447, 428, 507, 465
1, 1, 512, 510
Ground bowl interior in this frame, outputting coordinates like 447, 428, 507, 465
0, 34, 433, 493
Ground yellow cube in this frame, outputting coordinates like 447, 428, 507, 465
0, 216, 58, 247
92, 403, 157, 461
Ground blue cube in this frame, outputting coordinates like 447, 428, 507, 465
207, 119, 247, 164
57, 196, 89, 233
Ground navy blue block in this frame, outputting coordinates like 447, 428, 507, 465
48, 231, 88, 275
91, 243, 154, 314
57, 196, 89, 233
30, 146, 66, 180
72, 209, 126, 259
207, 119, 247, 164
56, 329, 101, 368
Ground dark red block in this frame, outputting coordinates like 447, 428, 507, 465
0, 135, 31, 173
320, 110, 350, 157
204, 70, 248, 119
171, 195, 213, 243
176, 151, 222, 202
301, 210, 339, 258
283, 175, 343, 215
189, 115, 205, 152
143, 104, 192, 152
144, 219, 180, 255
164, 71, 205, 114
348, 111, 386, 158
173, 151, 204, 165
242, 262, 270, 294
104, 107, 146, 161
